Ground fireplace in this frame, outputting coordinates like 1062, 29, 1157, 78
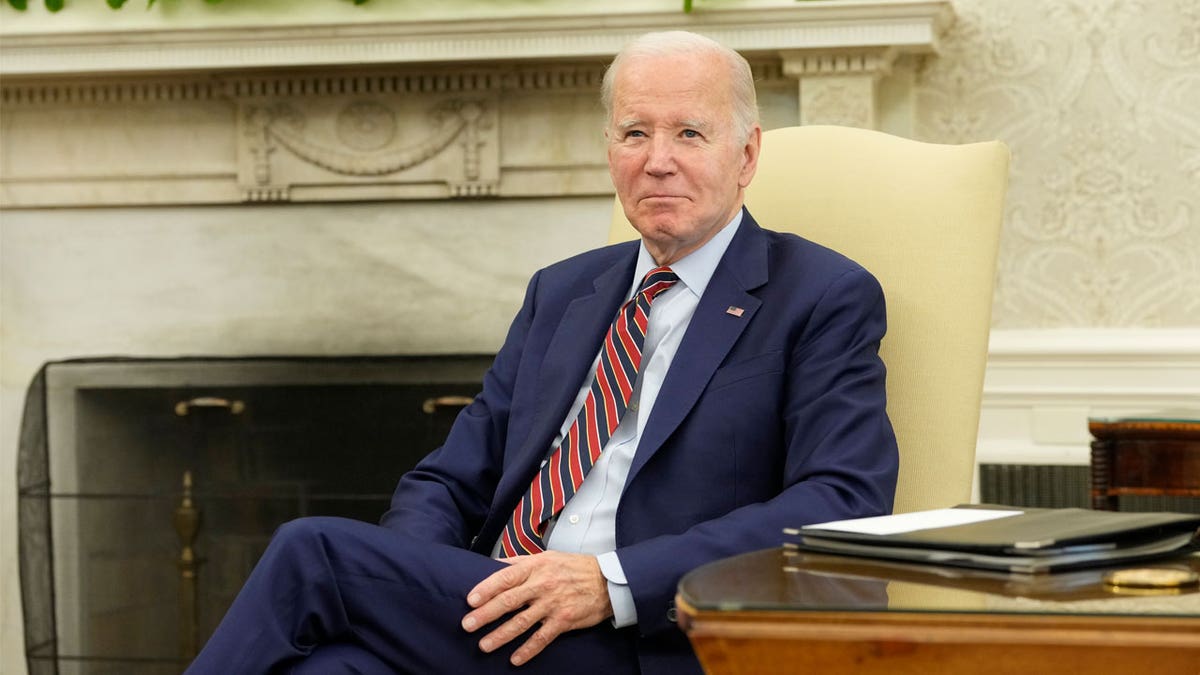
18, 356, 491, 675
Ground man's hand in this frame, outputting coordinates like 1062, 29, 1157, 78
461, 551, 614, 666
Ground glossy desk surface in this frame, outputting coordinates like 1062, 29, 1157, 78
678, 547, 1200, 616
676, 548, 1200, 674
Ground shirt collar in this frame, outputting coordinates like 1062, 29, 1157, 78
632, 208, 744, 299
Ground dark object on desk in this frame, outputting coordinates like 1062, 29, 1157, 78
788, 505, 1200, 573
1090, 410, 1200, 511
784, 549, 1200, 602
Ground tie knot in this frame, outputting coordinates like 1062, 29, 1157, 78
638, 266, 679, 301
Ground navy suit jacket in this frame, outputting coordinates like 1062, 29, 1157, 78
382, 209, 898, 674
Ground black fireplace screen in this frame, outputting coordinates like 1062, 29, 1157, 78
17, 356, 491, 675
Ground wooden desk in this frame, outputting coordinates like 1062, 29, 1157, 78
676, 548, 1200, 675
1089, 412, 1200, 510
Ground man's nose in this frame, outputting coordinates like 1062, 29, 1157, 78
644, 136, 676, 175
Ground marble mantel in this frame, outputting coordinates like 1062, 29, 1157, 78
0, 0, 952, 208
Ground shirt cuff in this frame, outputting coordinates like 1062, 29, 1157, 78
596, 551, 637, 628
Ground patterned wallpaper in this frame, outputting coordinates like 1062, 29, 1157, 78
915, 0, 1200, 327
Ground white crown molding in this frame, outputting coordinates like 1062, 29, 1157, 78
976, 328, 1200, 468
984, 328, 1200, 403
0, 0, 952, 77
987, 328, 1200, 360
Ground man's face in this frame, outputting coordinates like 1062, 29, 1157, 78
607, 51, 760, 265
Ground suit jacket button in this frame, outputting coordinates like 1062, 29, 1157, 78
667, 607, 677, 622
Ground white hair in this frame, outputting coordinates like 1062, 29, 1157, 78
600, 31, 759, 143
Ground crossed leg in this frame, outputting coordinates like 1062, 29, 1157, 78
184, 517, 638, 675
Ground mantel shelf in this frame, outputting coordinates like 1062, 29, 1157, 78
0, 0, 951, 77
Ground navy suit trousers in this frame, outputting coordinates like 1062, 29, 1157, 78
184, 517, 639, 675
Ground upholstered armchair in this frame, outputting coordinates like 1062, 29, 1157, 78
610, 125, 1010, 513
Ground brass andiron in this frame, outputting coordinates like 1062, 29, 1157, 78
421, 395, 474, 414
175, 397, 246, 417
174, 470, 202, 661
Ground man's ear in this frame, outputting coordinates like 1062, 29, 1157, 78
738, 125, 763, 189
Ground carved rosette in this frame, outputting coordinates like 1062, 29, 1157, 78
336, 101, 397, 152
236, 95, 499, 202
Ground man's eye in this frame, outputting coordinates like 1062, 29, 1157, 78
682, 130, 700, 138
626, 130, 646, 138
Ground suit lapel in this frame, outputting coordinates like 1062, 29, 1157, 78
625, 213, 770, 485
530, 258, 634, 455
492, 251, 637, 509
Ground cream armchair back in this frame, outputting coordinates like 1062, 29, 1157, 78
609, 125, 1010, 513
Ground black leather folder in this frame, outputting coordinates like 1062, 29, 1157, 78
787, 506, 1200, 574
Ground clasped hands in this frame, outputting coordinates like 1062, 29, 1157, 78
461, 551, 614, 666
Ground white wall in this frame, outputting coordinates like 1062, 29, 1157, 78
914, 0, 1200, 328
916, 0, 1200, 485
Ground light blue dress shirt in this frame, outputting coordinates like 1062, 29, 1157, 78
493, 210, 742, 628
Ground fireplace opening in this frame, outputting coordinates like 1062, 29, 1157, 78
18, 356, 492, 675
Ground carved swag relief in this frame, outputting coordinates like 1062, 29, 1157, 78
238, 96, 498, 202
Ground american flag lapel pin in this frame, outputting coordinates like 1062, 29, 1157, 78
725, 306, 745, 317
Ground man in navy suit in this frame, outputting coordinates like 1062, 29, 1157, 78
186, 30, 897, 675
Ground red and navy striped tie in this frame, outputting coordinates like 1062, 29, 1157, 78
499, 266, 679, 557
